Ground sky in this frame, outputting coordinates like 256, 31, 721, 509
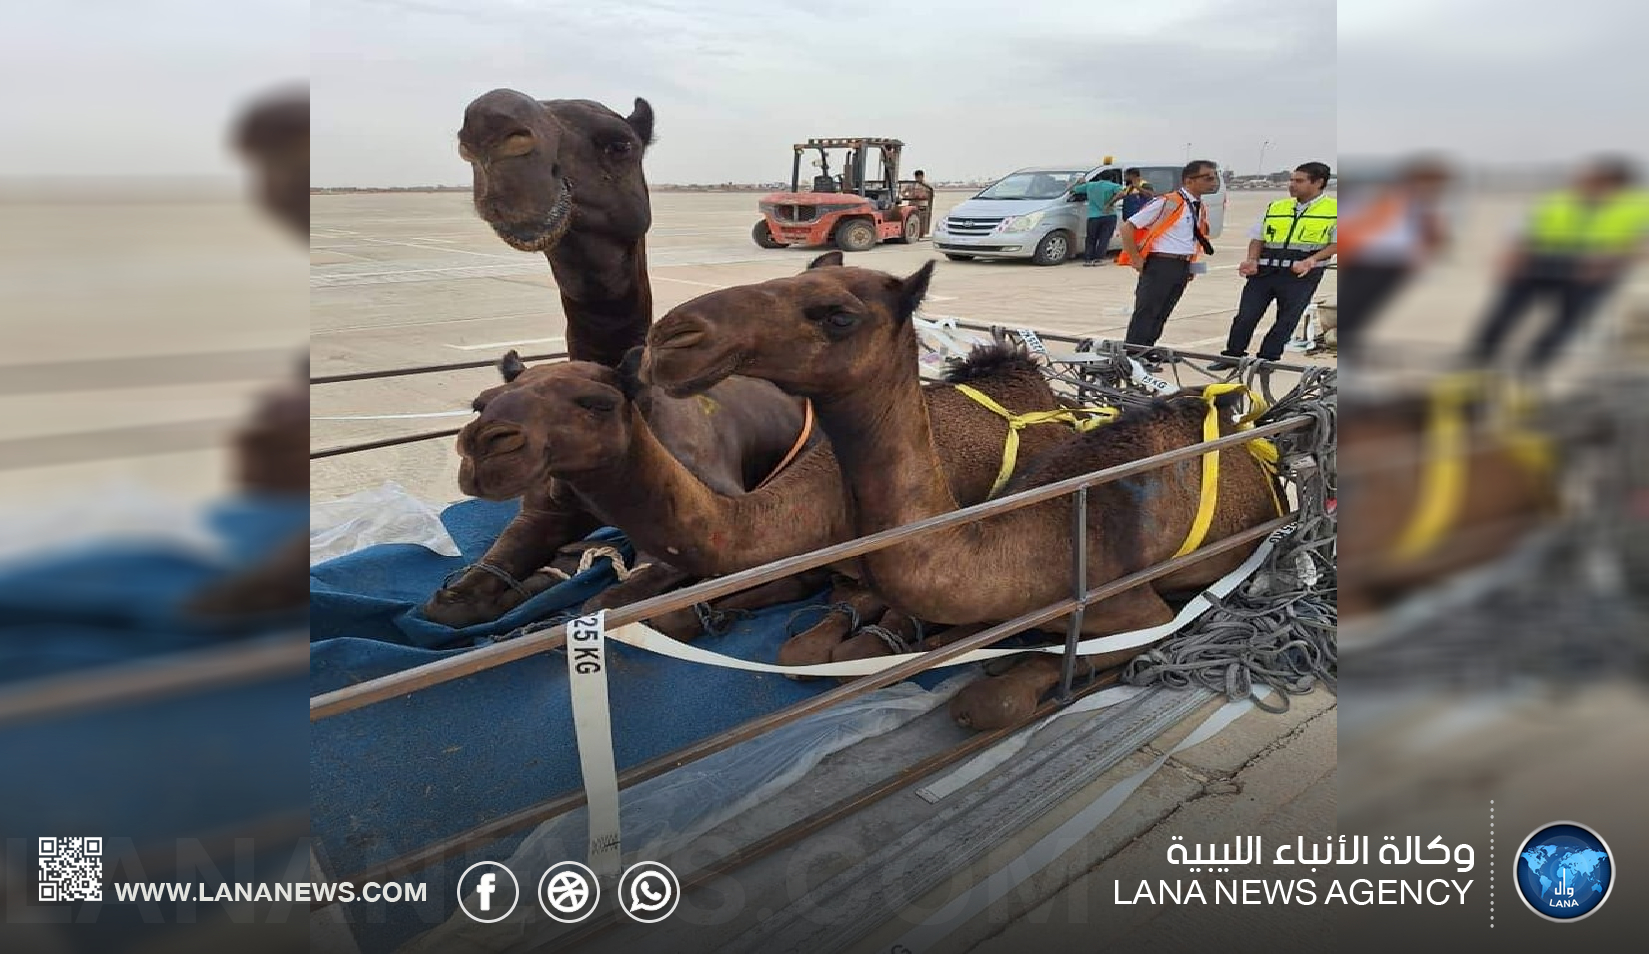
0, 1, 308, 178
1340, 0, 1649, 166
311, 0, 1337, 187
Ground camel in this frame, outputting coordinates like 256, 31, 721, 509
431, 89, 669, 626
458, 90, 656, 366
448, 349, 817, 624
641, 254, 1282, 729
448, 344, 1080, 661
1336, 383, 1557, 618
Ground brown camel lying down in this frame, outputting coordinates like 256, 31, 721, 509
1337, 385, 1557, 618
642, 253, 1282, 730
424, 350, 817, 632
438, 341, 1079, 660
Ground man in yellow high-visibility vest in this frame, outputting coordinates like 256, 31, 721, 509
1468, 156, 1649, 371
1213, 162, 1337, 365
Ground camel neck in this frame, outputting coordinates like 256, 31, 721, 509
567, 406, 843, 577
545, 236, 653, 367
813, 371, 958, 534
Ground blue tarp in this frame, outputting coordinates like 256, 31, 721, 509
0, 494, 311, 954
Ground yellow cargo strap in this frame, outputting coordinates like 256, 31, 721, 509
1174, 382, 1283, 558
1393, 371, 1554, 560
951, 384, 1120, 498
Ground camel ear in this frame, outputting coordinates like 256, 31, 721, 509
498, 349, 526, 382
615, 346, 646, 401
807, 251, 844, 270
896, 260, 937, 320
625, 98, 655, 146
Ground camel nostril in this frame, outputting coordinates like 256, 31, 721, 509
551, 163, 562, 179
480, 428, 525, 457
652, 321, 707, 351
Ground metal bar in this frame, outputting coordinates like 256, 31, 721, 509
310, 427, 462, 459
0, 348, 297, 396
0, 418, 237, 471
0, 634, 309, 728
311, 418, 1307, 719
317, 512, 1295, 898
310, 416, 1311, 719
309, 352, 567, 386
1057, 486, 1088, 702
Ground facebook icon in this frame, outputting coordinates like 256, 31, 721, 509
458, 862, 519, 923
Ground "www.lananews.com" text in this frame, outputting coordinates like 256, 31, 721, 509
113, 882, 425, 904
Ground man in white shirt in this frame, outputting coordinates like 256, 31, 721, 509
1335, 157, 1451, 364
1118, 160, 1221, 348
1213, 162, 1338, 365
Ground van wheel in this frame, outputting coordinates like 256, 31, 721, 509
752, 221, 787, 249
1031, 231, 1071, 266
944, 253, 975, 261
896, 214, 921, 244
835, 219, 877, 253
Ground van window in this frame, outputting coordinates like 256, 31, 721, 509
1135, 165, 1222, 195
977, 170, 1085, 201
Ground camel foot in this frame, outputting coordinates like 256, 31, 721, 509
421, 566, 557, 629
777, 580, 887, 678
949, 654, 1072, 731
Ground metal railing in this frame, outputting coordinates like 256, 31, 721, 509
309, 408, 1319, 894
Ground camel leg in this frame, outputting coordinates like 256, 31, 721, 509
948, 585, 1176, 731
421, 480, 599, 628
647, 569, 834, 642
777, 577, 887, 675
830, 608, 924, 664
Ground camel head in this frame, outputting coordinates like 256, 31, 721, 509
234, 84, 309, 237
456, 352, 636, 499
643, 252, 936, 400
458, 90, 654, 254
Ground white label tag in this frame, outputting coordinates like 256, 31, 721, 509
1127, 357, 1178, 395
566, 611, 621, 877
1016, 328, 1050, 359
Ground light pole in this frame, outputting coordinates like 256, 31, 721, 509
1257, 140, 1271, 176
1184, 142, 1192, 162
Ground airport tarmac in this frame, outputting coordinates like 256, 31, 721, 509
309, 187, 1336, 503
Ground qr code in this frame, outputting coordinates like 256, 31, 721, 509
38, 837, 102, 901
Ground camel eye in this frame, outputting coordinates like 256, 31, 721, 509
826, 312, 859, 329
602, 138, 634, 158
574, 394, 619, 413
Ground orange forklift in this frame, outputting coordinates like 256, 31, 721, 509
752, 137, 922, 252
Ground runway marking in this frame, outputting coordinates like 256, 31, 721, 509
445, 336, 566, 352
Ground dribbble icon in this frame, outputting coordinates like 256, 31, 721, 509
618, 861, 680, 923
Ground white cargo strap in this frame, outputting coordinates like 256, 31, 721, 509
889, 688, 1274, 954
565, 611, 622, 877
602, 525, 1291, 679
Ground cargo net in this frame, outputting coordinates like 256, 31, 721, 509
918, 320, 1338, 712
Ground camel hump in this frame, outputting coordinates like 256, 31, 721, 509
940, 342, 1040, 384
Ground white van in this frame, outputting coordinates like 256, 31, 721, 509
933, 160, 1228, 265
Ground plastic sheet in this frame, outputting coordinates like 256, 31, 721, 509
309, 480, 460, 565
